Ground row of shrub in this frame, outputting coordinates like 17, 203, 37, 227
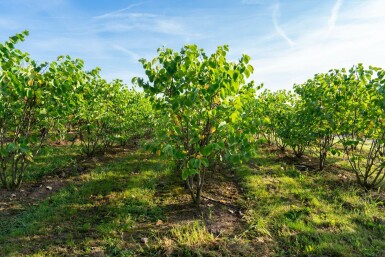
254, 64, 385, 189
0, 31, 153, 189
2, 31, 384, 199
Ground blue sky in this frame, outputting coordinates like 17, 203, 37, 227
1, 0, 384, 90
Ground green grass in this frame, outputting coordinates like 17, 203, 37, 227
1, 144, 385, 256
0, 145, 255, 256
25, 144, 81, 182
238, 147, 385, 257
0, 149, 166, 256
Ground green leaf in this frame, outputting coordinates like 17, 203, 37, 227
230, 111, 239, 122
201, 157, 209, 168
6, 143, 18, 153
182, 168, 199, 180
201, 144, 214, 156
1, 148, 8, 157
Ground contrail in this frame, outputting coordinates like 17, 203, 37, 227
328, 0, 344, 35
94, 2, 145, 19
272, 3, 294, 46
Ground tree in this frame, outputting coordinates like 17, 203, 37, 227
336, 64, 385, 188
134, 45, 256, 206
275, 94, 312, 158
0, 32, 81, 189
294, 72, 341, 170
256, 89, 295, 151
110, 85, 153, 147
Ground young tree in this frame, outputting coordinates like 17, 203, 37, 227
111, 85, 153, 147
0, 32, 83, 189
256, 90, 295, 151
134, 45, 256, 206
277, 95, 312, 158
337, 64, 385, 188
294, 72, 342, 170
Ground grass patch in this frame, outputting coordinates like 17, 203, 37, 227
0, 149, 166, 256
25, 145, 81, 182
238, 147, 385, 257
2, 144, 385, 256
0, 145, 256, 256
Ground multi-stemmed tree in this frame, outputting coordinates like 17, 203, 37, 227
134, 45, 256, 205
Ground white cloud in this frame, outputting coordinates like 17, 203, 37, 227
250, 0, 385, 91
328, 0, 343, 35
153, 19, 186, 36
272, 3, 295, 46
112, 45, 140, 61
87, 10, 198, 38
94, 2, 145, 19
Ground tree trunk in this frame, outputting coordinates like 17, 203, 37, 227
186, 171, 205, 208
